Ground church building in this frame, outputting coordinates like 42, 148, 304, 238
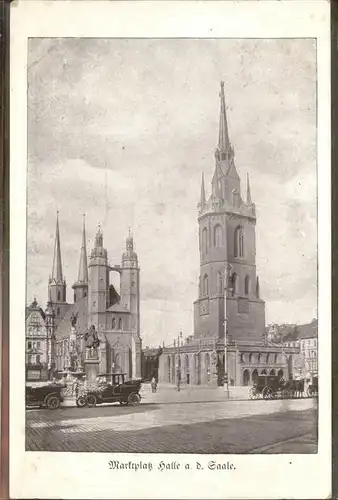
25, 215, 142, 381
158, 82, 298, 387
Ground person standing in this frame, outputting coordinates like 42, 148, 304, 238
151, 377, 157, 393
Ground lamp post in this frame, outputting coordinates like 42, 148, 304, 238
223, 263, 233, 399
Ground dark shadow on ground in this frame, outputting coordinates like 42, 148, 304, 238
26, 408, 318, 454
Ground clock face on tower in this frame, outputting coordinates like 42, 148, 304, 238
199, 298, 209, 316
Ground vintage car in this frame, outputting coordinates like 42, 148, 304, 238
76, 373, 142, 408
26, 383, 64, 409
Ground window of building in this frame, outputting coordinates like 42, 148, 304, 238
203, 274, 209, 296
231, 273, 237, 296
56, 307, 60, 316
27, 341, 32, 350
244, 275, 250, 296
36, 355, 40, 364
57, 291, 61, 301
119, 318, 123, 330
202, 227, 208, 255
213, 225, 222, 247
234, 226, 244, 258
112, 318, 116, 329
37, 341, 41, 350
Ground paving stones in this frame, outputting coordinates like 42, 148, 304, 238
26, 398, 317, 454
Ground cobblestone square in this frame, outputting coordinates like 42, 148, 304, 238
26, 397, 317, 454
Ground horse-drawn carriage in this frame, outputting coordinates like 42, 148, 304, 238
249, 375, 306, 400
306, 376, 318, 397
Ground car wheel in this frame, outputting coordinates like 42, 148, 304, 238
46, 395, 60, 410
86, 394, 97, 407
76, 396, 87, 408
127, 393, 141, 406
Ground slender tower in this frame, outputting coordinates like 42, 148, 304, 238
194, 82, 265, 342
88, 225, 108, 331
48, 212, 68, 324
72, 215, 89, 303
120, 230, 140, 334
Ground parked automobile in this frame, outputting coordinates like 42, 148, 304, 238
76, 373, 142, 408
26, 383, 64, 409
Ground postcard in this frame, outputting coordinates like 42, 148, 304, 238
9, 1, 331, 498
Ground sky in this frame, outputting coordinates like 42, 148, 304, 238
27, 38, 317, 347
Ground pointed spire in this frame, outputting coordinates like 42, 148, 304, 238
200, 172, 206, 205
126, 228, 134, 251
51, 211, 63, 282
212, 162, 222, 198
77, 214, 88, 283
247, 173, 252, 204
95, 223, 103, 248
218, 81, 230, 153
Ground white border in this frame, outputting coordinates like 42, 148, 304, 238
9, 1, 331, 499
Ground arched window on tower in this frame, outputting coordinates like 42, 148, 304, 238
119, 318, 123, 330
202, 227, 208, 256
231, 273, 237, 296
213, 224, 222, 247
112, 317, 116, 329
203, 274, 209, 296
57, 291, 61, 301
234, 226, 244, 258
245, 275, 250, 296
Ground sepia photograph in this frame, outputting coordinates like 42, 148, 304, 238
25, 37, 318, 454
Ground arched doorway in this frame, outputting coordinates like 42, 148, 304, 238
252, 369, 259, 384
277, 369, 284, 380
185, 355, 190, 384
168, 356, 171, 383
288, 355, 293, 380
243, 369, 250, 386
205, 353, 211, 384
195, 353, 201, 385
269, 369, 275, 376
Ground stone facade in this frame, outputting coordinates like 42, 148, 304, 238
26, 216, 142, 381
158, 82, 299, 386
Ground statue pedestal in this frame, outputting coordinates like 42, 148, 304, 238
84, 358, 100, 382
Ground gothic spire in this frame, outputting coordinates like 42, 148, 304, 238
247, 173, 252, 204
218, 81, 230, 153
200, 172, 206, 205
212, 161, 222, 198
95, 223, 103, 248
51, 211, 63, 282
77, 214, 88, 283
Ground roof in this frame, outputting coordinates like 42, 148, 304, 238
106, 302, 130, 313
55, 297, 88, 340
297, 320, 318, 339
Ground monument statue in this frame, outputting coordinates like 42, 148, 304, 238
84, 324, 100, 358
70, 312, 78, 327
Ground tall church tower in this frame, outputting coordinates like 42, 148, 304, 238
48, 212, 69, 326
72, 215, 89, 303
120, 231, 140, 334
194, 82, 265, 342
88, 225, 109, 332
